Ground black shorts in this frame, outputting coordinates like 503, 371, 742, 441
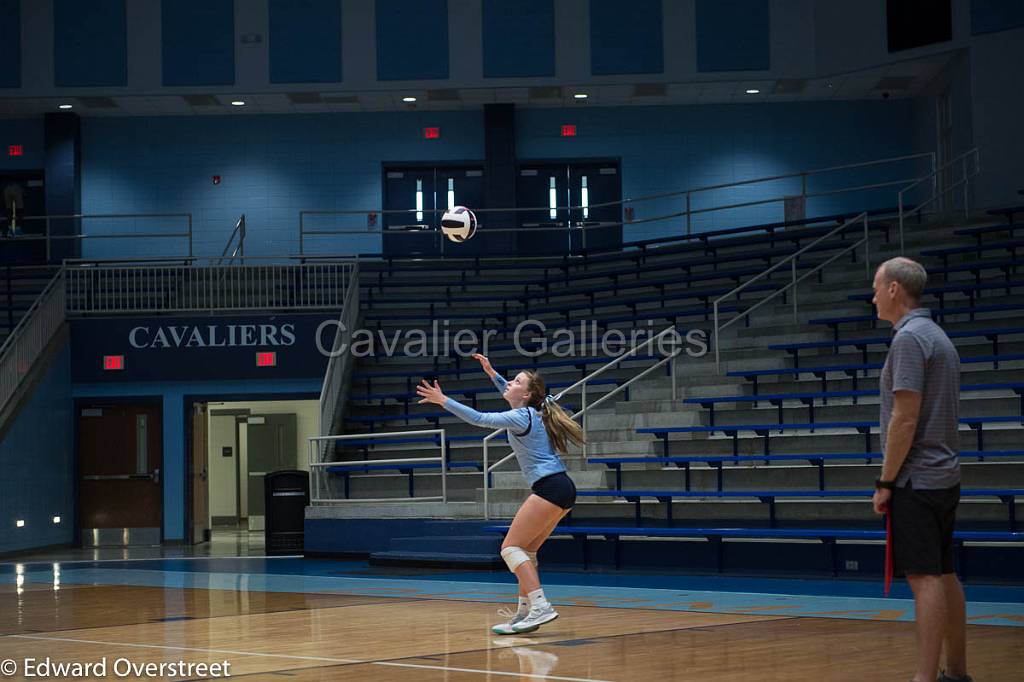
531, 472, 576, 510
891, 482, 960, 577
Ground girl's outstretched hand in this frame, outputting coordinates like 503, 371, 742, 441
472, 353, 495, 377
416, 379, 447, 406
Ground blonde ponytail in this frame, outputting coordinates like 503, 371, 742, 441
522, 370, 585, 455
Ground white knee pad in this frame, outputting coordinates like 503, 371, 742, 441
501, 546, 531, 573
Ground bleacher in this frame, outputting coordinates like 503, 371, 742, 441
318, 210, 1024, 573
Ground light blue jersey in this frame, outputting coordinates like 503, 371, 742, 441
442, 373, 566, 486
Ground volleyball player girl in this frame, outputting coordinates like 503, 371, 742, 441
415, 353, 583, 634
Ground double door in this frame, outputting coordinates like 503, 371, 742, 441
516, 161, 622, 256
383, 165, 485, 257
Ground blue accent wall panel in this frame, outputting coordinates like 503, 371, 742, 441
0, 0, 20, 88
590, 0, 663, 75
482, 0, 554, 78
971, 0, 1024, 35
54, 0, 127, 87
696, 0, 770, 72
0, 345, 73, 555
162, 0, 235, 86
517, 101, 916, 239
270, 0, 342, 83
80, 100, 919, 256
80, 111, 483, 260
376, 0, 448, 81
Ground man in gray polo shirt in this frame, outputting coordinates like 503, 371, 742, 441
871, 257, 968, 682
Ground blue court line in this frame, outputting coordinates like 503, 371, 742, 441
4, 557, 1022, 604
8, 567, 1024, 628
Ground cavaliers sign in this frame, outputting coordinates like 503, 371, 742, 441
128, 324, 298, 349
71, 315, 335, 382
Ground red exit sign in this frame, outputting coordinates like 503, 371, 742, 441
103, 355, 125, 370
561, 125, 577, 137
8, 145, 23, 157
423, 127, 440, 139
256, 351, 277, 367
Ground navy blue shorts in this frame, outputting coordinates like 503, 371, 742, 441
531, 472, 576, 510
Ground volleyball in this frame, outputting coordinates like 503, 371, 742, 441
440, 206, 477, 242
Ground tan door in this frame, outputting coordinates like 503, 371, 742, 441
78, 404, 162, 546
191, 403, 210, 544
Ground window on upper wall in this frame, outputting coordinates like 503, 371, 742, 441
581, 176, 590, 220
549, 177, 558, 220
886, 0, 952, 52
416, 179, 424, 223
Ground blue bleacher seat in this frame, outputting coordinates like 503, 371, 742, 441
589, 451, 1024, 491
638, 415, 1021, 456
573, 488, 1024, 528
483, 524, 1024, 571
726, 355, 1024, 396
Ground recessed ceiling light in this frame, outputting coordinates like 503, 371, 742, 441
58, 104, 73, 110
402, 97, 417, 103
16, 519, 25, 528
745, 89, 760, 94
573, 93, 588, 99
231, 100, 245, 106
53, 516, 61, 524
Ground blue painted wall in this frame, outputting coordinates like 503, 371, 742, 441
269, 0, 342, 84
482, 0, 555, 78
971, 0, 1024, 35
80, 111, 483, 259
78, 101, 919, 254
517, 102, 918, 237
696, 0, 770, 72
0, 345, 73, 555
71, 378, 322, 543
53, 0, 127, 87
162, 0, 235, 86
376, 0, 448, 81
0, 0, 20, 88
590, 0, 663, 75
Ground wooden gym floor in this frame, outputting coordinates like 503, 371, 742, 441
1, 556, 1022, 681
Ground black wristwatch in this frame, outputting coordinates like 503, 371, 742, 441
875, 479, 896, 490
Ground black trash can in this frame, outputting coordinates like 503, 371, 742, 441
264, 470, 310, 556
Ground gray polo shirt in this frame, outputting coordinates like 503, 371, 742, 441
879, 308, 961, 489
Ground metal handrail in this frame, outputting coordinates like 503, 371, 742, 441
0, 268, 66, 414
63, 260, 357, 314
481, 325, 684, 520
712, 212, 870, 370
318, 261, 361, 475
897, 148, 980, 253
217, 214, 246, 265
18, 212, 194, 260
307, 429, 447, 504
299, 152, 936, 252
